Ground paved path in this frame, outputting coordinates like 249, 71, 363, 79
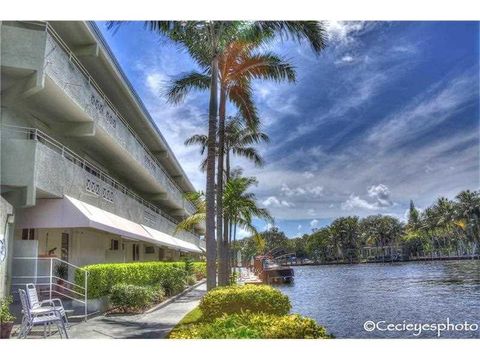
66, 283, 206, 339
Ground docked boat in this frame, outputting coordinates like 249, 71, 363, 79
253, 255, 294, 284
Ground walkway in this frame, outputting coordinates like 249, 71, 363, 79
16, 283, 206, 339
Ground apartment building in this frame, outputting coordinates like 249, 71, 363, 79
0, 21, 206, 297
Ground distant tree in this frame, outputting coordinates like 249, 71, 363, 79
407, 200, 421, 231
329, 216, 361, 262
306, 227, 331, 263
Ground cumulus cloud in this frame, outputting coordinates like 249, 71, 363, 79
262, 196, 294, 208
281, 183, 324, 197
310, 219, 319, 228
325, 21, 367, 45
367, 184, 393, 207
342, 184, 394, 211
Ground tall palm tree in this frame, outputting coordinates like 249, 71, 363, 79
110, 21, 327, 289
168, 42, 294, 285
184, 116, 269, 174
185, 117, 269, 280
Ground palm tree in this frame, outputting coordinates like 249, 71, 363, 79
174, 192, 206, 234
184, 116, 269, 173
223, 171, 273, 273
110, 21, 326, 289
168, 41, 295, 285
185, 117, 269, 279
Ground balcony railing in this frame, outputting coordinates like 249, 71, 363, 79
2, 125, 198, 238
10, 20, 196, 214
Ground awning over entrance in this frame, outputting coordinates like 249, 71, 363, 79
16, 195, 202, 253
143, 225, 202, 254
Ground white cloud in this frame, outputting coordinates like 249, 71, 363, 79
310, 219, 319, 228
342, 194, 379, 211
297, 224, 302, 231
367, 71, 477, 149
367, 184, 393, 207
309, 186, 324, 196
146, 72, 168, 94
342, 184, 394, 211
262, 196, 294, 208
335, 54, 356, 65
324, 21, 367, 45
303, 171, 314, 179
281, 183, 323, 197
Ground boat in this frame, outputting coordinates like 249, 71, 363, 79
253, 255, 294, 284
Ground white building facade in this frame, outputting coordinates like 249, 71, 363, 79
0, 21, 205, 298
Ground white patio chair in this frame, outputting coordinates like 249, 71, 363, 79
18, 289, 69, 339
26, 283, 70, 328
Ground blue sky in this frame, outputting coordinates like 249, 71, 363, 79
97, 21, 479, 238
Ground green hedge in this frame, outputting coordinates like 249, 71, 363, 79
169, 312, 332, 339
192, 262, 206, 281
110, 284, 165, 312
75, 261, 205, 299
199, 285, 291, 319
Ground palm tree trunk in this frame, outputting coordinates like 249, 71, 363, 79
225, 150, 232, 276
206, 54, 219, 290
217, 86, 228, 286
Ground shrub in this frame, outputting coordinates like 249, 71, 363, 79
0, 296, 15, 323
186, 275, 197, 286
110, 284, 156, 312
192, 262, 206, 281
199, 285, 291, 319
75, 261, 206, 298
169, 312, 332, 339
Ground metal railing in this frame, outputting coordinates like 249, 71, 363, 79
11, 257, 89, 321
8, 20, 196, 214
3, 125, 199, 238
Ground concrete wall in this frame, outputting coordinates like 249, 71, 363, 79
1, 23, 195, 217
3, 136, 199, 245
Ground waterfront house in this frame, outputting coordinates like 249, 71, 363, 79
0, 21, 206, 299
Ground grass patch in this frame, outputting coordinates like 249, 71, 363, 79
178, 307, 204, 326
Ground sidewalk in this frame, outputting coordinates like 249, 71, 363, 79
46, 283, 205, 339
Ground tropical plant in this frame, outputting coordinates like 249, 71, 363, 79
109, 21, 327, 289
0, 296, 14, 323
223, 172, 273, 272
168, 39, 295, 285
175, 191, 206, 234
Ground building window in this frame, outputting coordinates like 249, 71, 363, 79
110, 239, 119, 251
145, 246, 155, 254
21, 228, 35, 240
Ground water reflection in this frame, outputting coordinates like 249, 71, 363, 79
274, 260, 480, 338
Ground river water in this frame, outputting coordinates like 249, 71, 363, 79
274, 260, 480, 338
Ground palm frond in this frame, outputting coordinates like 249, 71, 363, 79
165, 72, 211, 104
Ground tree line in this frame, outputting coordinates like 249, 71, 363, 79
235, 190, 480, 264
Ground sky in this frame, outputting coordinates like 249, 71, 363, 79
97, 21, 480, 238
